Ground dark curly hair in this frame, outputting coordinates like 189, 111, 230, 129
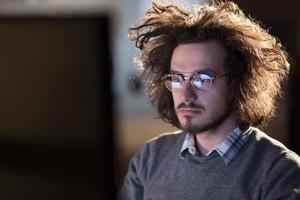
128, 1, 290, 129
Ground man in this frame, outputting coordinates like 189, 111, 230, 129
121, 1, 300, 199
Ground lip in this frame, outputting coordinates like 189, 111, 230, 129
178, 108, 202, 116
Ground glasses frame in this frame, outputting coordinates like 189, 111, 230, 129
161, 71, 227, 93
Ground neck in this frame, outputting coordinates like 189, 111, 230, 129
195, 112, 237, 156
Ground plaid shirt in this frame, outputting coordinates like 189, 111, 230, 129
180, 127, 251, 165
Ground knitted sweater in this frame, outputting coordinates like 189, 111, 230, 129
121, 127, 300, 200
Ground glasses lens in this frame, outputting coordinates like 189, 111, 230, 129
162, 73, 214, 92
164, 74, 183, 91
191, 73, 213, 91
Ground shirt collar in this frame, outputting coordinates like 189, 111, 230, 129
180, 127, 251, 165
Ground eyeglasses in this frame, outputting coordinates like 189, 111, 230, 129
161, 72, 226, 92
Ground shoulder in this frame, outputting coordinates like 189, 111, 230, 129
130, 130, 184, 164
135, 130, 184, 159
128, 130, 184, 179
146, 130, 184, 147
248, 128, 300, 199
250, 127, 290, 153
251, 127, 298, 152
247, 127, 300, 174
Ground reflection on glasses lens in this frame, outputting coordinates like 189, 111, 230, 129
191, 74, 212, 90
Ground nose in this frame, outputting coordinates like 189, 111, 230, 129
180, 80, 197, 103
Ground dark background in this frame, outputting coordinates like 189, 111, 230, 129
0, 17, 115, 199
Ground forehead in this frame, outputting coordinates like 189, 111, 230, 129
170, 41, 227, 73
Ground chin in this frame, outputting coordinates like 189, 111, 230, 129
180, 118, 219, 134
180, 119, 202, 134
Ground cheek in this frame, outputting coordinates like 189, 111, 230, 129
208, 90, 229, 108
200, 90, 226, 107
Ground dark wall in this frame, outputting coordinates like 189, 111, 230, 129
0, 18, 115, 199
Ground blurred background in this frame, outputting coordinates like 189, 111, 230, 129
0, 0, 299, 199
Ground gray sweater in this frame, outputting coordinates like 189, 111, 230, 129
121, 128, 300, 200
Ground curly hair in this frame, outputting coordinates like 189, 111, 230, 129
128, 1, 290, 129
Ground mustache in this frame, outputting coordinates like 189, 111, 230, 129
176, 102, 205, 110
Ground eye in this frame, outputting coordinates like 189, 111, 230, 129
192, 76, 204, 88
170, 74, 183, 82
191, 73, 213, 90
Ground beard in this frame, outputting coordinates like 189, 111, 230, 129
177, 100, 233, 135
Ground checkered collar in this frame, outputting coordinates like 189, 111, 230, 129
180, 127, 251, 165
